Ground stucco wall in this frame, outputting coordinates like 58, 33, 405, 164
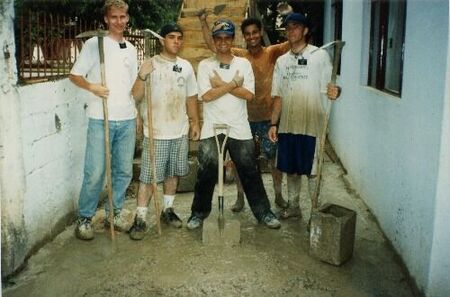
1, 0, 88, 277
328, 0, 449, 295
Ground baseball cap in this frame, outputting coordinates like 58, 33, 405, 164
160, 22, 183, 38
282, 12, 310, 28
212, 19, 235, 37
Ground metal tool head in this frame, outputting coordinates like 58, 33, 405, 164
141, 28, 164, 40
212, 4, 226, 15
76, 29, 108, 39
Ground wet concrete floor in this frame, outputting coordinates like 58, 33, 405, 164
2, 155, 415, 297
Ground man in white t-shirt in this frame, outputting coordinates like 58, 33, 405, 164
69, 0, 137, 240
186, 19, 281, 230
269, 13, 341, 220
128, 23, 200, 240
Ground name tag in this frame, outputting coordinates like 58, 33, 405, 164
219, 63, 230, 69
119, 42, 127, 49
298, 58, 307, 65
173, 65, 182, 72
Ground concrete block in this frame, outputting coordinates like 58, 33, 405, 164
202, 216, 240, 246
309, 203, 356, 266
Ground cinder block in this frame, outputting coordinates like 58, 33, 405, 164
202, 216, 240, 246
309, 203, 356, 266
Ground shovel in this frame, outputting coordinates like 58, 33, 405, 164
181, 4, 226, 18
202, 124, 240, 246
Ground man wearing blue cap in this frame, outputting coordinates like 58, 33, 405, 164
187, 19, 281, 229
129, 22, 200, 239
268, 13, 341, 219
198, 13, 290, 213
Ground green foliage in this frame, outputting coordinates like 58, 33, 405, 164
14, 0, 182, 31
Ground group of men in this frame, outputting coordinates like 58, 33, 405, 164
69, 0, 341, 241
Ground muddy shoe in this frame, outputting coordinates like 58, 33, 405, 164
230, 192, 245, 212
280, 206, 302, 219
186, 215, 203, 230
75, 217, 94, 240
274, 193, 288, 209
129, 216, 147, 240
161, 208, 183, 228
262, 212, 281, 229
104, 212, 128, 232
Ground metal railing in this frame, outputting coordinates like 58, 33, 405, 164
16, 10, 159, 84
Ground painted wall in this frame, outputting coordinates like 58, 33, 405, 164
327, 0, 449, 295
1, 0, 88, 277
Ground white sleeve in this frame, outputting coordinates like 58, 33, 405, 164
186, 63, 198, 97
242, 60, 255, 95
70, 37, 97, 77
271, 60, 281, 97
197, 61, 211, 100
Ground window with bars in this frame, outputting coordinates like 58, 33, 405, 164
368, 0, 406, 96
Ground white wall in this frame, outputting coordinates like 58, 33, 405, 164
1, 0, 88, 276
328, 0, 449, 295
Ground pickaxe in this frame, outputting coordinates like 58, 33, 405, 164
76, 29, 115, 240
311, 40, 346, 213
181, 4, 226, 18
141, 29, 162, 235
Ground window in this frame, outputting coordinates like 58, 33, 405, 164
368, 0, 406, 96
332, 0, 343, 74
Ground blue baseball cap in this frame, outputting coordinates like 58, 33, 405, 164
282, 12, 310, 28
212, 19, 235, 37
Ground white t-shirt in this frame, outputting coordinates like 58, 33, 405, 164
71, 36, 138, 120
197, 56, 255, 140
272, 45, 332, 137
140, 55, 197, 139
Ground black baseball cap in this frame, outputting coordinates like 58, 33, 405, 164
282, 13, 310, 28
160, 22, 183, 37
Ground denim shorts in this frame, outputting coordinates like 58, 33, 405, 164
249, 120, 278, 160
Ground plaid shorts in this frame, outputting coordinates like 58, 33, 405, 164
140, 135, 189, 184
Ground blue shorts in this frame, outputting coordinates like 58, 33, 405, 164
276, 133, 316, 175
249, 121, 278, 160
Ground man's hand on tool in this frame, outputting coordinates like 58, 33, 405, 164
326, 83, 341, 100
89, 83, 109, 99
139, 57, 154, 80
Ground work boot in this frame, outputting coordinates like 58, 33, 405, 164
186, 215, 203, 230
279, 205, 302, 219
104, 211, 128, 232
274, 193, 288, 209
230, 192, 245, 212
161, 208, 182, 228
75, 217, 94, 240
129, 216, 147, 240
261, 211, 281, 229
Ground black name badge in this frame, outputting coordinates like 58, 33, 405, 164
119, 42, 127, 49
172, 65, 182, 73
219, 63, 230, 69
298, 58, 307, 65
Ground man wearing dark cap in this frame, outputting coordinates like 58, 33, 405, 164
186, 19, 281, 230
268, 13, 341, 219
128, 22, 200, 239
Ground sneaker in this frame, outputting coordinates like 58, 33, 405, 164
262, 212, 281, 229
161, 208, 182, 228
186, 215, 203, 230
279, 206, 302, 219
104, 212, 128, 232
230, 192, 245, 212
274, 193, 288, 209
75, 217, 94, 240
129, 216, 147, 240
